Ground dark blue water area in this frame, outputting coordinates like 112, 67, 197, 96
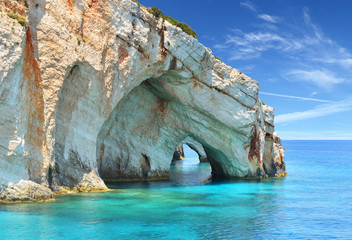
0, 141, 352, 239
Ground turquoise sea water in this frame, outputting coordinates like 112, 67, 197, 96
1, 140, 352, 239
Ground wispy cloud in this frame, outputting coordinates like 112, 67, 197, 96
260, 92, 332, 103
257, 14, 280, 23
313, 57, 352, 68
214, 5, 352, 89
302, 7, 333, 45
275, 98, 352, 123
240, 1, 257, 12
214, 13, 322, 58
214, 30, 303, 60
285, 69, 345, 89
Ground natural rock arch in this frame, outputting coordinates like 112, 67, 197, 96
0, 0, 286, 202
95, 70, 259, 182
50, 54, 285, 190
95, 74, 235, 181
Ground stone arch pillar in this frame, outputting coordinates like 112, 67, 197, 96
51, 61, 108, 190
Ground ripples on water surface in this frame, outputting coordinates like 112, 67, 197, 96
1, 141, 352, 239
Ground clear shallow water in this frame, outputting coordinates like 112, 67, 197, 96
1, 141, 352, 239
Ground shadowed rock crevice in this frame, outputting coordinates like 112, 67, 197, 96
140, 154, 151, 177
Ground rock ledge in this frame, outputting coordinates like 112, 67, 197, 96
0, 180, 54, 203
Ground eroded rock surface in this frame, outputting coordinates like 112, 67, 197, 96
0, 0, 286, 201
0, 180, 53, 203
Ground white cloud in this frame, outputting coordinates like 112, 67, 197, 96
257, 14, 280, 23
336, 58, 352, 67
213, 43, 229, 49
285, 69, 345, 89
215, 6, 352, 83
240, 1, 257, 12
215, 30, 304, 60
302, 7, 325, 42
275, 98, 352, 124
260, 91, 332, 102
313, 57, 352, 68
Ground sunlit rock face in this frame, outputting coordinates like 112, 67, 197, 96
0, 0, 285, 201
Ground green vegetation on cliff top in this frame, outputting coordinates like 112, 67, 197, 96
132, 1, 197, 39
149, 6, 197, 39
7, 13, 27, 26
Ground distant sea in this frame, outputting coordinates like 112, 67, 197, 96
1, 140, 352, 239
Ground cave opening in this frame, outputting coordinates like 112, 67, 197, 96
96, 74, 227, 184
170, 144, 212, 186
171, 137, 209, 163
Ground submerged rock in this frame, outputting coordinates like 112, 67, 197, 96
0, 0, 286, 201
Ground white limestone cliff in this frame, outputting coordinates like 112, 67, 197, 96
0, 0, 286, 202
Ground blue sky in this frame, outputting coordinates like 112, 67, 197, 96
139, 0, 352, 140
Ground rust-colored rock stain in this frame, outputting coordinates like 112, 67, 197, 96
118, 45, 129, 64
156, 98, 169, 117
67, 0, 73, 9
23, 26, 45, 148
247, 126, 261, 164
192, 79, 203, 89
22, 26, 46, 180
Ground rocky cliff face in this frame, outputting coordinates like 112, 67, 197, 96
0, 0, 286, 202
